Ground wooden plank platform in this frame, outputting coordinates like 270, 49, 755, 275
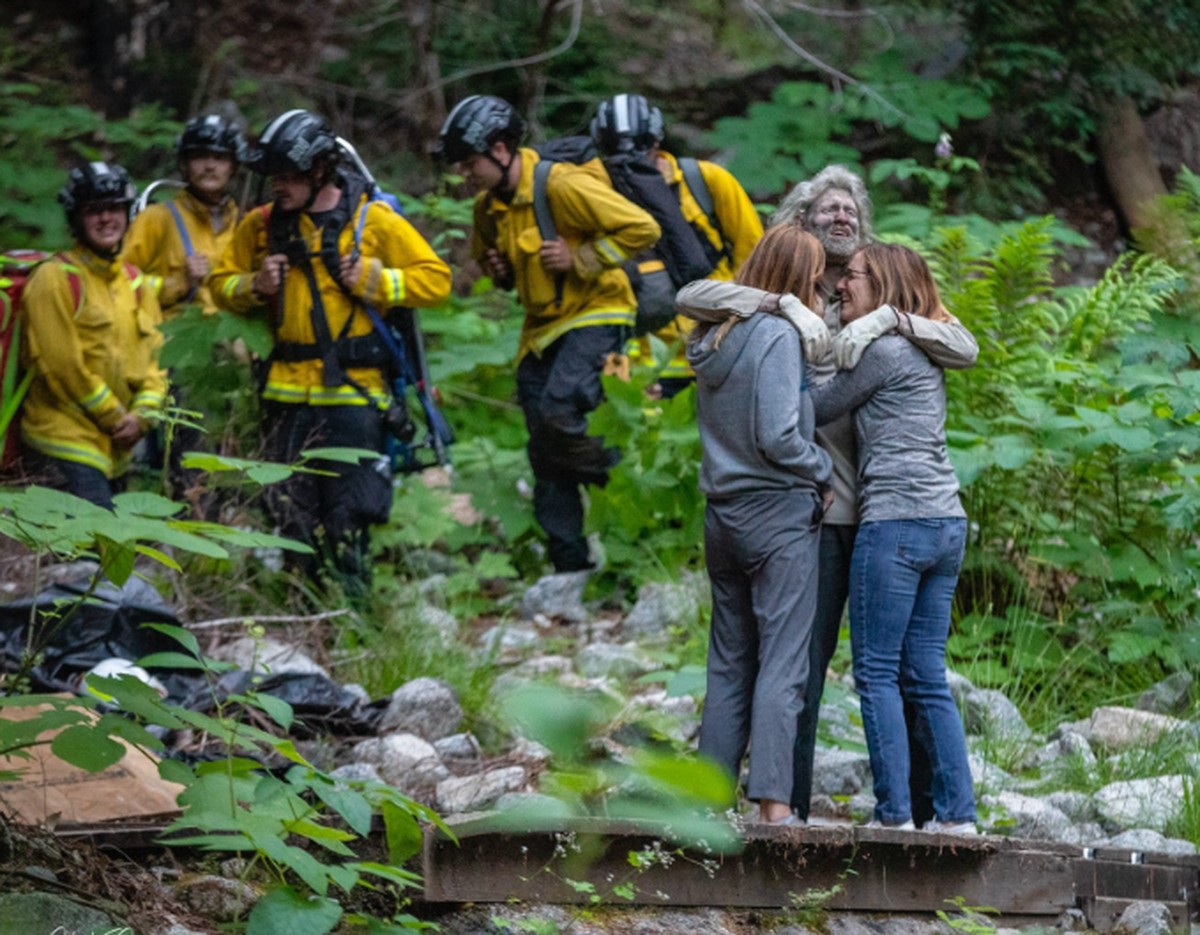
422, 818, 1200, 931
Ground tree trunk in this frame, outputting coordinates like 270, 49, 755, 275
1095, 95, 1168, 232
405, 0, 445, 150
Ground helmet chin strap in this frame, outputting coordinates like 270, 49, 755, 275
301, 163, 333, 211
485, 148, 516, 192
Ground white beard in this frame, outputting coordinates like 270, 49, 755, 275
817, 229, 860, 261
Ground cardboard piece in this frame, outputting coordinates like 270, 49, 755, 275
0, 698, 184, 826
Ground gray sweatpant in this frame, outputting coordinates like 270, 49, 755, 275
698, 487, 823, 804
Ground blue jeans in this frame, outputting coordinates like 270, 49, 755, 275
850, 517, 975, 825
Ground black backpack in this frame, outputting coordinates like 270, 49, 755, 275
532, 137, 716, 335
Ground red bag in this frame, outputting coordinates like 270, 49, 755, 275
0, 250, 81, 471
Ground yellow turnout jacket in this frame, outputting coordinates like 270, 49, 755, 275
210, 192, 452, 407
122, 189, 240, 315
19, 246, 166, 477
470, 148, 660, 362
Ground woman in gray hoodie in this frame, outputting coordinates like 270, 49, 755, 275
688, 225, 833, 824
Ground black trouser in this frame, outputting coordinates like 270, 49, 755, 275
793, 521, 934, 825
261, 401, 393, 596
21, 449, 126, 511
162, 380, 218, 519
516, 325, 622, 573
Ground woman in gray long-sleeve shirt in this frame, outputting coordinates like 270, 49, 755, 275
809, 243, 976, 833
688, 225, 833, 825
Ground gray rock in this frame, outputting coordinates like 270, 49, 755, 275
1057, 907, 1089, 931
1046, 790, 1098, 823
847, 792, 878, 821
945, 667, 976, 702
1031, 729, 1097, 776
0, 892, 117, 935
827, 916, 951, 935
177, 875, 258, 923
416, 573, 449, 601
437, 766, 527, 814
630, 689, 701, 743
211, 636, 328, 677
1106, 828, 1198, 856
520, 570, 590, 623
815, 699, 866, 747
968, 753, 1015, 792
1114, 901, 1174, 935
621, 909, 742, 934
962, 687, 1033, 740
1136, 672, 1194, 715
1070, 706, 1186, 752
380, 677, 463, 740
1060, 822, 1108, 846
417, 604, 459, 643
1094, 775, 1186, 832
495, 791, 564, 813
979, 791, 1074, 840
512, 654, 575, 679
161, 923, 212, 935
434, 732, 482, 762
810, 747, 872, 796
511, 736, 553, 764
623, 579, 701, 640
575, 641, 653, 680
330, 762, 382, 783
375, 733, 450, 788
479, 623, 540, 655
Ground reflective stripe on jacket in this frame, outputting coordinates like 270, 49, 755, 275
470, 148, 660, 362
19, 246, 166, 477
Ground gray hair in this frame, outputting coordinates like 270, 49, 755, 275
769, 164, 874, 242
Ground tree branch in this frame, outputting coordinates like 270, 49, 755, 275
740, 0, 907, 120
189, 610, 352, 630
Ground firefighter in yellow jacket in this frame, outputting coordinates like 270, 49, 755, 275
122, 114, 248, 511
210, 110, 451, 593
591, 93, 763, 397
437, 95, 660, 572
122, 114, 246, 316
19, 162, 167, 508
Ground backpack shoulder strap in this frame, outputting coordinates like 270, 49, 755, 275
52, 253, 85, 316
531, 159, 565, 306
679, 157, 717, 229
164, 199, 199, 302
678, 156, 731, 260
532, 160, 558, 242
164, 199, 195, 258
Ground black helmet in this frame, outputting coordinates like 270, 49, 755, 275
436, 95, 524, 163
590, 93, 664, 156
247, 109, 339, 176
58, 161, 137, 217
177, 114, 248, 161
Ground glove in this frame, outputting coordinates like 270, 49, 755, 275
777, 294, 831, 362
831, 304, 899, 370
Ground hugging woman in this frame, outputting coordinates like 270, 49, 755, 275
687, 224, 832, 825
811, 242, 976, 833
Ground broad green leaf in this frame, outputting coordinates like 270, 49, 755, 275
247, 886, 342, 935
248, 830, 331, 896
380, 800, 423, 864
50, 725, 126, 772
